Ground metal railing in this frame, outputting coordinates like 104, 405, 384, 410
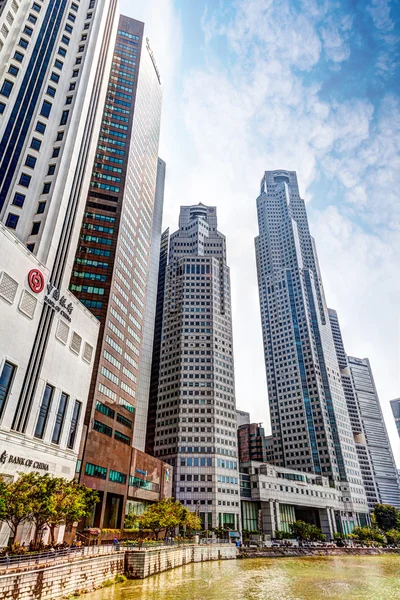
0, 544, 120, 573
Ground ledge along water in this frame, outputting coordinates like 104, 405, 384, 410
82, 554, 400, 600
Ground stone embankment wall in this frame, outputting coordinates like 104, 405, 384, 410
0, 545, 236, 600
239, 546, 400, 559
125, 544, 236, 579
0, 552, 125, 600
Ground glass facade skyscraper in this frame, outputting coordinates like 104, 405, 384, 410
255, 170, 369, 531
348, 357, 400, 509
69, 15, 165, 528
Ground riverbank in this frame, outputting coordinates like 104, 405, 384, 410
78, 555, 400, 600
239, 546, 400, 558
0, 544, 236, 600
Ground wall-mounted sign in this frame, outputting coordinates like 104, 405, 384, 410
0, 450, 49, 471
28, 269, 45, 294
165, 468, 170, 483
136, 468, 147, 476
45, 283, 73, 322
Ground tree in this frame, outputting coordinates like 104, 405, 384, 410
138, 498, 182, 539
0, 473, 33, 543
372, 504, 400, 532
275, 530, 292, 540
308, 524, 326, 542
182, 510, 202, 536
385, 529, 400, 546
289, 520, 312, 541
26, 473, 59, 547
138, 498, 202, 539
45, 479, 99, 545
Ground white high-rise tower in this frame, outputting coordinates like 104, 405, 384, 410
151, 204, 240, 531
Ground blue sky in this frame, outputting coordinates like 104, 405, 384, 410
122, 0, 400, 461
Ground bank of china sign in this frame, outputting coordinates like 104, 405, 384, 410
0, 450, 49, 471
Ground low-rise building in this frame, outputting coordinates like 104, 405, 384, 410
240, 461, 370, 539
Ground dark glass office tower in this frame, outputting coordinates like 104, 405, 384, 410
255, 170, 369, 532
69, 16, 164, 528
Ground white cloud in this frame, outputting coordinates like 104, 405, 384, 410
176, 1, 400, 460
121, 0, 400, 462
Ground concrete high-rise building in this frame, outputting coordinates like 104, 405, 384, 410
348, 356, 400, 509
390, 399, 400, 438
68, 16, 171, 529
145, 227, 169, 456
329, 309, 380, 510
255, 170, 369, 532
0, 0, 119, 546
236, 409, 250, 427
133, 158, 166, 451
149, 204, 240, 531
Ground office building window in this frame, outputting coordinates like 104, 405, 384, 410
42, 182, 51, 194
35, 121, 46, 134
60, 110, 69, 125
109, 470, 127, 484
67, 400, 81, 449
40, 100, 52, 118
31, 137, 42, 150
31, 222, 40, 235
0, 80, 13, 97
0, 103, 5, 114
19, 173, 31, 187
5, 213, 19, 229
13, 51, 24, 62
85, 462, 107, 479
25, 155, 37, 169
52, 392, 69, 444
34, 384, 54, 439
12, 193, 25, 207
37, 202, 46, 214
8, 65, 19, 77
0, 361, 16, 419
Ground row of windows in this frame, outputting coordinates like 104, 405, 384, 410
85, 462, 127, 484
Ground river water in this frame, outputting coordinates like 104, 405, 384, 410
84, 555, 400, 600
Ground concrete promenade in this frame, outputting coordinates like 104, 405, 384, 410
0, 544, 236, 600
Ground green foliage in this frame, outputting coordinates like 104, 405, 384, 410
372, 504, 400, 532
384, 529, 400, 545
353, 526, 386, 545
0, 472, 99, 548
138, 498, 201, 538
114, 574, 126, 583
289, 520, 325, 542
274, 529, 292, 540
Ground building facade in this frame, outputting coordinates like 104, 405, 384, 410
255, 170, 369, 532
240, 461, 369, 538
0, 0, 120, 544
348, 356, 400, 509
390, 399, 400, 438
69, 15, 167, 529
238, 423, 270, 463
149, 204, 241, 531
328, 309, 380, 510
236, 409, 250, 427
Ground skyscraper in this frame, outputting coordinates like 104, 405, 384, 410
0, 0, 118, 518
255, 170, 369, 532
390, 399, 400, 438
329, 309, 380, 510
133, 158, 166, 451
149, 204, 240, 531
69, 16, 168, 529
348, 356, 400, 509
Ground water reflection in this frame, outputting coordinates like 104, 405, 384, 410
85, 556, 400, 600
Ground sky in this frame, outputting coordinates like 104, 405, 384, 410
120, 0, 400, 464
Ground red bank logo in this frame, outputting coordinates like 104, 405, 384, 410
28, 269, 45, 294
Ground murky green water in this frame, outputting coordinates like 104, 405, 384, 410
85, 556, 400, 600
